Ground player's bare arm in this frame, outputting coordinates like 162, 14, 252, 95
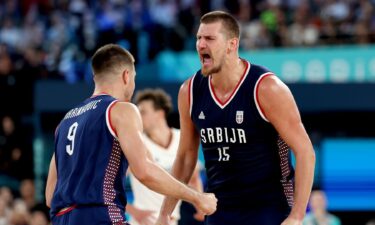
258, 75, 316, 224
110, 101, 216, 215
189, 165, 206, 222
157, 79, 201, 222
45, 153, 57, 208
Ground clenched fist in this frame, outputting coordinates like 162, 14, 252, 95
193, 193, 217, 216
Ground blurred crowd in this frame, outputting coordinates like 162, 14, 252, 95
0, 0, 374, 85
0, 181, 49, 225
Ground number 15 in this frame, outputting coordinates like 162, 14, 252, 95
218, 147, 230, 161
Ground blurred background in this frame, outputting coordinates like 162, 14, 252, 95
0, 0, 374, 224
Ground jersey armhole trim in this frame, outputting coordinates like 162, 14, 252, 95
254, 72, 274, 122
189, 74, 196, 116
106, 100, 119, 138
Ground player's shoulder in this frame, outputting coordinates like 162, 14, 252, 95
113, 101, 137, 110
179, 75, 195, 96
259, 74, 286, 91
111, 101, 140, 118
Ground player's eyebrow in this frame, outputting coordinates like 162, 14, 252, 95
196, 35, 216, 39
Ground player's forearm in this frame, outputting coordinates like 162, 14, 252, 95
160, 150, 198, 216
290, 146, 315, 219
159, 196, 180, 217
173, 151, 198, 183
138, 159, 199, 205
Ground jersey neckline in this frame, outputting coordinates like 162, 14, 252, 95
90, 92, 110, 98
208, 60, 251, 109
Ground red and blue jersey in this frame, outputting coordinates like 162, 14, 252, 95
51, 94, 128, 223
189, 60, 294, 210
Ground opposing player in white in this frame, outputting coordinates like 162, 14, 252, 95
127, 89, 203, 225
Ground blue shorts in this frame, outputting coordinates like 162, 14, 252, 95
51, 205, 130, 225
205, 204, 290, 225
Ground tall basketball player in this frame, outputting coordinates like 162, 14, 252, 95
157, 11, 315, 225
45, 44, 217, 225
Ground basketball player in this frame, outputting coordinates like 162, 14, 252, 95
126, 88, 203, 225
45, 44, 217, 225
157, 11, 315, 225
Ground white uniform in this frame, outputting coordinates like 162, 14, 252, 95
129, 128, 181, 225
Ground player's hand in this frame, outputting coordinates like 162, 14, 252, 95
132, 208, 156, 225
193, 209, 205, 221
280, 216, 303, 225
155, 214, 173, 225
193, 193, 217, 216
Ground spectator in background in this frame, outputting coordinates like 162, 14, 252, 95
0, 187, 13, 208
0, 187, 13, 225
287, 2, 319, 46
367, 219, 375, 225
0, 116, 18, 176
8, 199, 29, 225
0, 116, 33, 181
0, 198, 9, 225
29, 210, 49, 225
303, 190, 341, 225
18, 179, 36, 211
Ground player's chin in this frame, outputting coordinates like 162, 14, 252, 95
201, 67, 211, 77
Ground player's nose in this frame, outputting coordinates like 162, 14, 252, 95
196, 39, 207, 50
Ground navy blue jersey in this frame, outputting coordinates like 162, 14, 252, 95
190, 60, 294, 210
51, 94, 128, 223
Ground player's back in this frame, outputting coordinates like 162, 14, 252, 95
51, 94, 128, 221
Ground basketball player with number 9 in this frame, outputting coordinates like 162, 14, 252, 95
45, 44, 217, 225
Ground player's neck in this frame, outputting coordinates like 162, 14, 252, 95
210, 58, 245, 93
93, 85, 126, 101
146, 122, 172, 149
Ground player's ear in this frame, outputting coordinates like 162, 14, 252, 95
228, 37, 239, 53
122, 69, 129, 85
157, 109, 165, 119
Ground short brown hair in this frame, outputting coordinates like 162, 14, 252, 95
134, 88, 173, 116
200, 11, 240, 39
91, 44, 135, 78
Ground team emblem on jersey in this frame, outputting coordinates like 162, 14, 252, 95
236, 111, 244, 124
199, 111, 205, 120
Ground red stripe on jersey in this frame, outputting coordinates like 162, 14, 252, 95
188, 77, 193, 107
255, 73, 274, 120
209, 60, 249, 106
108, 101, 118, 137
56, 205, 77, 216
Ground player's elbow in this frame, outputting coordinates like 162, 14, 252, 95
131, 163, 153, 183
299, 145, 316, 165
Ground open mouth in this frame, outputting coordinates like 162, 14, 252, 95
200, 53, 212, 67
